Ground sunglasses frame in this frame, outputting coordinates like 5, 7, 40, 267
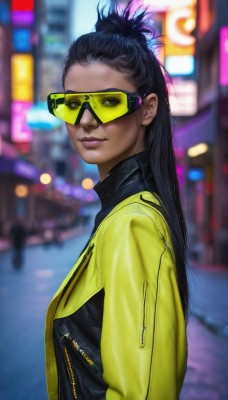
47, 88, 148, 125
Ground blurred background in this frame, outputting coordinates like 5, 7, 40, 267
0, 0, 228, 264
0, 1, 228, 399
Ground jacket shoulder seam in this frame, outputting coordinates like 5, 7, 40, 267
98, 205, 174, 260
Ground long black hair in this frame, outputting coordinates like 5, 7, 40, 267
62, 1, 189, 317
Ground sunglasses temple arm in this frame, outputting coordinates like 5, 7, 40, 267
47, 98, 55, 115
47, 96, 65, 115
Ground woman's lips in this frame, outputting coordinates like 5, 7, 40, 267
80, 137, 106, 148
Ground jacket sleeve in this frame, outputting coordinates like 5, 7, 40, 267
98, 211, 187, 400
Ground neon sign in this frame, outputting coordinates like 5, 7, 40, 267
166, 7, 195, 47
165, 0, 196, 60
165, 55, 194, 75
11, 54, 33, 101
123, 0, 195, 13
169, 79, 197, 116
13, 28, 31, 51
11, 11, 34, 26
11, 101, 33, 142
0, 1, 10, 24
220, 27, 228, 86
12, 0, 34, 11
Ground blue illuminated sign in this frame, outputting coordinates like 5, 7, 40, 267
0, 1, 10, 24
26, 102, 62, 130
165, 55, 195, 76
187, 168, 205, 181
12, 28, 31, 51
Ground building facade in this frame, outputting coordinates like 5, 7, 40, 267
0, 0, 98, 239
176, 0, 228, 264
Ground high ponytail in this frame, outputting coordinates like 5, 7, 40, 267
95, 3, 151, 44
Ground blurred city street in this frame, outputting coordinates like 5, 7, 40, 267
0, 225, 91, 400
0, 1, 228, 399
0, 225, 227, 400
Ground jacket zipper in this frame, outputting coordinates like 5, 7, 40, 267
63, 345, 78, 399
140, 281, 148, 347
60, 324, 102, 375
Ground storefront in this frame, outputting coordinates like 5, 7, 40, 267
174, 105, 217, 263
0, 155, 40, 235
174, 96, 228, 264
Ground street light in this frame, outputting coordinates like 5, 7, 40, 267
187, 143, 209, 157
82, 178, 94, 190
15, 184, 29, 198
40, 173, 52, 185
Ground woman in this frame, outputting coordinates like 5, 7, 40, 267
45, 2, 188, 399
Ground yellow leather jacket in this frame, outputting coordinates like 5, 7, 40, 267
45, 190, 187, 400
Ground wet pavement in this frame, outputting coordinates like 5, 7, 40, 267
0, 228, 228, 400
189, 263, 228, 333
181, 318, 228, 400
180, 263, 228, 400
0, 228, 91, 400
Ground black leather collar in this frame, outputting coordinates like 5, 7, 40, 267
92, 151, 157, 232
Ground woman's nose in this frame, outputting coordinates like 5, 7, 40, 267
78, 108, 99, 128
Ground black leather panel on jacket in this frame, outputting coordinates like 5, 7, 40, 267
53, 151, 157, 399
54, 290, 107, 399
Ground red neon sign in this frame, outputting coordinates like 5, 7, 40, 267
12, 0, 34, 11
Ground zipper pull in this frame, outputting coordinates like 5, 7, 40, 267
59, 324, 70, 339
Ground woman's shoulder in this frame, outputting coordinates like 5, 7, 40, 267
107, 191, 165, 225
97, 191, 173, 250
93, 191, 175, 263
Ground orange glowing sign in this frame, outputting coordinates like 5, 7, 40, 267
165, 1, 196, 56
11, 54, 33, 101
12, 83, 33, 102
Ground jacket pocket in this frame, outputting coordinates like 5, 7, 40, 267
59, 324, 103, 376
56, 322, 107, 400
140, 281, 148, 347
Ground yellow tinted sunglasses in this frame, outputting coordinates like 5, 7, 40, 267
47, 89, 148, 125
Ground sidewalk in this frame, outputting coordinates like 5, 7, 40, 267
0, 203, 99, 254
181, 262, 228, 400
188, 261, 228, 336
0, 225, 88, 253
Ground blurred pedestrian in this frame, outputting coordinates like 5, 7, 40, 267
10, 217, 27, 268
45, 2, 189, 399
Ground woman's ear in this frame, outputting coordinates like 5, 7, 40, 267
141, 93, 158, 126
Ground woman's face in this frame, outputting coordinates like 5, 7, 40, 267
64, 62, 148, 180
